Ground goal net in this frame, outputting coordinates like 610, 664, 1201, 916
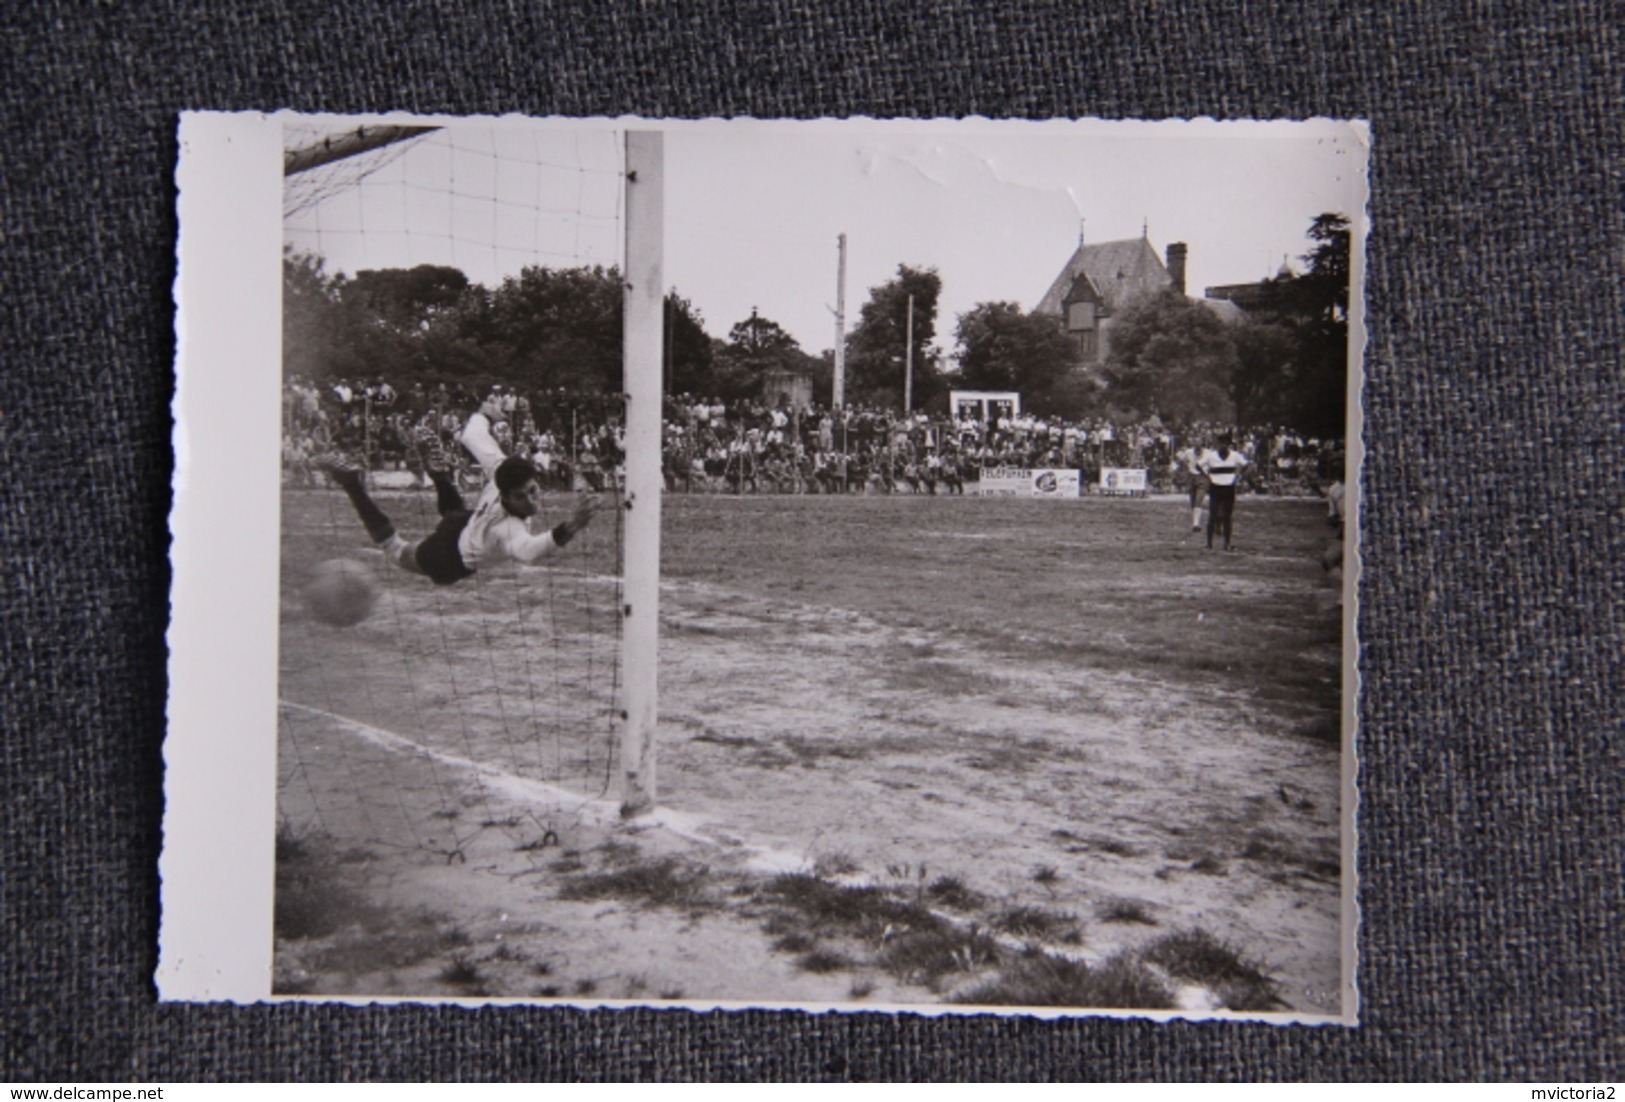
275, 119, 657, 875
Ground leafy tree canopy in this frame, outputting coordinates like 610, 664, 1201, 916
844, 264, 945, 410
705, 308, 822, 401
1101, 291, 1238, 425
663, 292, 715, 398
1299, 212, 1351, 323
342, 265, 470, 331
953, 302, 1077, 400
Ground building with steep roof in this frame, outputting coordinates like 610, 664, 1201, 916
1034, 233, 1190, 364
1035, 232, 1264, 368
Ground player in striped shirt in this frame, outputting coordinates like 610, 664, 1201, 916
1199, 435, 1250, 552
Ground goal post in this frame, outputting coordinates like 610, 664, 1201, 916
619, 130, 663, 817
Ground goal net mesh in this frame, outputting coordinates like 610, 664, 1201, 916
276, 120, 632, 868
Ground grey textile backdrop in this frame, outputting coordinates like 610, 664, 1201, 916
2, 0, 1619, 1082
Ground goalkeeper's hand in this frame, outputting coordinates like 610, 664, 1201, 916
566, 491, 600, 537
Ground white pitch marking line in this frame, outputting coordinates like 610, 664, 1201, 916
277, 699, 805, 873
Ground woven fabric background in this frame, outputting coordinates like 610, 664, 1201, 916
2, 0, 1619, 1082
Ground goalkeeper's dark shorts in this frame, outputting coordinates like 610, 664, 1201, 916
409, 510, 475, 585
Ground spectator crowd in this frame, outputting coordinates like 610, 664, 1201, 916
284, 375, 1343, 498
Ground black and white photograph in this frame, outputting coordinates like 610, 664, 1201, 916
164, 112, 1366, 1022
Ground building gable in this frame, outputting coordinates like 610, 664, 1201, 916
1035, 236, 1172, 320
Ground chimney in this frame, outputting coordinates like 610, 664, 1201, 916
1165, 242, 1188, 295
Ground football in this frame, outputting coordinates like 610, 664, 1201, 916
305, 558, 379, 627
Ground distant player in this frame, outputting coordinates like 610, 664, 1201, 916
319, 454, 596, 586
1199, 435, 1250, 551
1176, 441, 1210, 534
459, 390, 510, 498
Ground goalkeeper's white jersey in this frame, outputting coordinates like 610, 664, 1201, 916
458, 494, 563, 570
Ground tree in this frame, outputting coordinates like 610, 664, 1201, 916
342, 265, 469, 332
711, 308, 822, 401
282, 248, 376, 383
283, 248, 340, 381
1100, 291, 1239, 424
844, 264, 944, 410
413, 286, 510, 385
1168, 211, 1352, 436
1290, 213, 1352, 436
1299, 213, 1351, 324
663, 292, 715, 398
1229, 316, 1300, 428
953, 302, 1077, 403
484, 265, 625, 393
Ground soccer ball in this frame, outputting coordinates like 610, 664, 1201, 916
305, 559, 378, 627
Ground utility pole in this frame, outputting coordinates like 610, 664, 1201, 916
833, 233, 847, 409
903, 293, 915, 413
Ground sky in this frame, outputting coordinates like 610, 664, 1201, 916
283, 116, 1368, 359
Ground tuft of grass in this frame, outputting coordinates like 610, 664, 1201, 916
991, 904, 1080, 941
276, 828, 478, 986
877, 925, 998, 987
1242, 833, 1340, 884
1304, 858, 1340, 882
1189, 855, 1229, 876
813, 852, 862, 878
1241, 833, 1292, 862
1097, 899, 1159, 926
954, 950, 1175, 1009
690, 730, 759, 748
746, 746, 799, 770
784, 736, 870, 764
797, 948, 854, 974
884, 658, 1009, 698
1076, 834, 1143, 858
772, 932, 817, 954
275, 828, 379, 941
925, 875, 988, 912
1031, 865, 1060, 885
594, 839, 641, 866
954, 741, 1041, 773
1141, 929, 1284, 1011
276, 871, 367, 942
438, 953, 487, 994
758, 873, 944, 940
849, 979, 877, 999
550, 851, 586, 874
558, 857, 713, 913
303, 912, 466, 979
